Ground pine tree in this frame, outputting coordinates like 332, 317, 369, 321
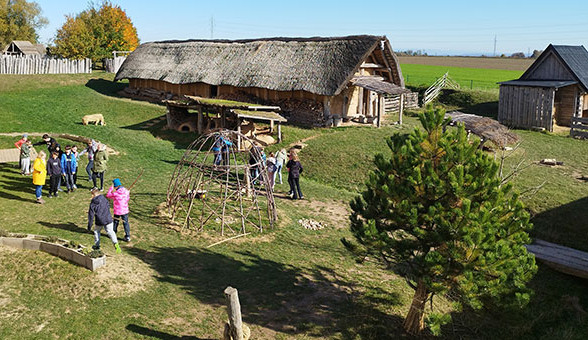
343, 107, 537, 335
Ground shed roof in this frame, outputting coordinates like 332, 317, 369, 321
520, 44, 588, 92
4, 41, 42, 55
115, 35, 404, 96
232, 109, 287, 122
351, 76, 411, 95
498, 80, 578, 88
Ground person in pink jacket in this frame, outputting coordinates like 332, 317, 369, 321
106, 178, 131, 242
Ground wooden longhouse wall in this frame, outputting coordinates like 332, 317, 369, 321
498, 85, 555, 131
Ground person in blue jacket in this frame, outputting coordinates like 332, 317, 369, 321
60, 145, 78, 192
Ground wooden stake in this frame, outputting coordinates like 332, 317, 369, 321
224, 286, 244, 340
207, 232, 250, 248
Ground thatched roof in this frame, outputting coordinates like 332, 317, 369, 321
115, 35, 403, 96
447, 111, 520, 147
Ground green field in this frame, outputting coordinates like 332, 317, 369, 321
1, 72, 588, 339
401, 63, 524, 90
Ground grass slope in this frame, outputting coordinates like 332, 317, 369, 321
0, 73, 588, 339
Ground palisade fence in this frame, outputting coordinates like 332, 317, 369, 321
104, 56, 127, 73
0, 55, 92, 74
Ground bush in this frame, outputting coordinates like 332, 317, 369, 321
437, 89, 498, 108
0, 229, 9, 237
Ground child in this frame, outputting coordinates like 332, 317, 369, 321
92, 143, 108, 191
19, 140, 33, 175
15, 134, 28, 172
32, 151, 47, 204
46, 151, 62, 198
266, 152, 277, 189
87, 188, 121, 253
274, 148, 287, 185
106, 178, 131, 242
71, 145, 79, 186
286, 150, 304, 200
78, 140, 97, 182
61, 145, 77, 192
33, 134, 57, 153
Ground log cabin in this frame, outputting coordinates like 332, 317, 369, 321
114, 35, 410, 127
498, 44, 588, 132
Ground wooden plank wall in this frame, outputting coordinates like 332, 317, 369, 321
384, 92, 418, 113
498, 85, 554, 131
523, 52, 574, 81
554, 86, 578, 126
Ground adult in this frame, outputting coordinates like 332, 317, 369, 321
87, 188, 121, 253
78, 140, 97, 181
106, 178, 131, 242
92, 143, 108, 191
32, 151, 47, 204
286, 150, 304, 200
274, 148, 288, 185
33, 134, 58, 153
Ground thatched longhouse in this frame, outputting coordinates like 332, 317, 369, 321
115, 35, 409, 126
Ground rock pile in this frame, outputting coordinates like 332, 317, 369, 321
298, 218, 326, 230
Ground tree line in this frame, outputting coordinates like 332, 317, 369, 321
1, 0, 139, 63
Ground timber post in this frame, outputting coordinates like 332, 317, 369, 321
399, 93, 404, 125
224, 286, 244, 340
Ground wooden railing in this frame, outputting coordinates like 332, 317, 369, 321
570, 116, 588, 138
0, 55, 91, 74
423, 72, 460, 105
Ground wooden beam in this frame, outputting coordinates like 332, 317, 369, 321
277, 123, 282, 143
360, 62, 386, 69
377, 94, 382, 128
270, 120, 274, 133
399, 93, 404, 125
197, 105, 203, 134
358, 88, 364, 116
323, 97, 331, 117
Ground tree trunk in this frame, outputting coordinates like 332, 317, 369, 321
403, 280, 429, 335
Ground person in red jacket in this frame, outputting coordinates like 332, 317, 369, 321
106, 178, 131, 242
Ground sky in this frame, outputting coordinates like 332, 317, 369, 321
35, 0, 588, 56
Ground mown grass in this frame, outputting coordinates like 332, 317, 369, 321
1, 72, 588, 339
401, 63, 524, 90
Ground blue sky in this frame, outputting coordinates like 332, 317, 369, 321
35, 0, 588, 56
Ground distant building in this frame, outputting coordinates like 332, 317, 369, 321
2, 41, 46, 56
498, 44, 588, 131
115, 35, 411, 126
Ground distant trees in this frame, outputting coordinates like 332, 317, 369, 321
0, 0, 48, 47
52, 1, 139, 62
531, 49, 543, 58
343, 107, 537, 335
510, 52, 526, 58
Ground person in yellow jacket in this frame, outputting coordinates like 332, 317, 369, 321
32, 151, 47, 204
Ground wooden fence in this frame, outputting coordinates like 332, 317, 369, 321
570, 116, 588, 138
423, 72, 460, 105
385, 92, 419, 113
0, 55, 92, 74
104, 56, 126, 73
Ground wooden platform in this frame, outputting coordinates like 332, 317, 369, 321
526, 239, 588, 279
0, 148, 37, 163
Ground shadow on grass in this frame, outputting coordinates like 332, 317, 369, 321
531, 196, 588, 252
126, 246, 406, 339
446, 265, 588, 339
122, 117, 197, 151
37, 221, 87, 234
85, 78, 128, 98
126, 324, 213, 340
0, 164, 35, 202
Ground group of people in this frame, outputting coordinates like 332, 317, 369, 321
14, 134, 131, 252
16, 134, 110, 203
252, 147, 304, 200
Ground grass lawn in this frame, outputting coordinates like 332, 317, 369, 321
401, 63, 524, 90
1, 72, 588, 339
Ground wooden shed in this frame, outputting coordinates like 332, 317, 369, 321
498, 44, 588, 132
2, 41, 46, 56
115, 36, 411, 127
